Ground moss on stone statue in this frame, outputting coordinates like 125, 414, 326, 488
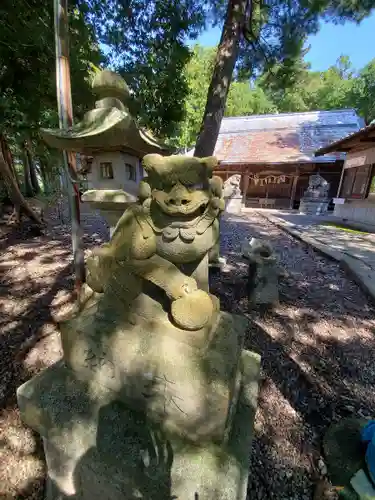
17, 152, 261, 500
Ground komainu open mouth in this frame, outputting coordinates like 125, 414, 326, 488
156, 201, 210, 228
158, 199, 208, 217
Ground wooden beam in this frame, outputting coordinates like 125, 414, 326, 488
242, 167, 250, 205
289, 166, 299, 209
336, 164, 346, 198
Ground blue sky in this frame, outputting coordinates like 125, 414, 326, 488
191, 12, 375, 73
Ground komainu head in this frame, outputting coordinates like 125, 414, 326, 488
138, 154, 224, 220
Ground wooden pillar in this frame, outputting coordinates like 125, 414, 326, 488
336, 163, 346, 197
242, 167, 250, 205
289, 167, 300, 209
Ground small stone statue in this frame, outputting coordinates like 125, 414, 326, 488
222, 174, 242, 215
223, 174, 241, 198
242, 237, 280, 308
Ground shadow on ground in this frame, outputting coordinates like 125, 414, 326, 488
1, 209, 375, 499
210, 213, 375, 498
0, 205, 108, 499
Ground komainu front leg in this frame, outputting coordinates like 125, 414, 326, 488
130, 254, 214, 331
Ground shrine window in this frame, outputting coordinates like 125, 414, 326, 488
340, 165, 372, 199
100, 162, 114, 179
368, 166, 375, 196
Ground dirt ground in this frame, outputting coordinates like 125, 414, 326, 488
1, 207, 375, 499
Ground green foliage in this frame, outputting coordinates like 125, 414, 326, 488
0, 0, 374, 169
191, 0, 374, 157
77, 0, 207, 137
0, 0, 102, 133
234, 0, 375, 85
225, 82, 277, 117
169, 45, 216, 150
350, 60, 375, 123
0, 0, 104, 194
169, 46, 276, 150
261, 54, 371, 119
171, 45, 375, 149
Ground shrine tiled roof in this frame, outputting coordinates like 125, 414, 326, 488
213, 109, 364, 164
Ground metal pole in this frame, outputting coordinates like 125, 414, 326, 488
54, 0, 85, 292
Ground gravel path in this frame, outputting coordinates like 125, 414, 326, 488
0, 205, 109, 499
1, 208, 375, 499
212, 212, 375, 499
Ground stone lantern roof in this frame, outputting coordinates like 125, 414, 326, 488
41, 70, 169, 157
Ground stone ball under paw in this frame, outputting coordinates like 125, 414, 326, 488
171, 290, 214, 331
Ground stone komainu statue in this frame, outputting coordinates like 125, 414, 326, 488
17, 88, 261, 500
83, 153, 225, 331
223, 174, 241, 198
305, 174, 330, 197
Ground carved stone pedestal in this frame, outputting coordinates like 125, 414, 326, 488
18, 322, 260, 500
225, 194, 243, 215
299, 199, 329, 215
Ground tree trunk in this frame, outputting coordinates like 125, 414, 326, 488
194, 0, 249, 158
26, 141, 40, 194
39, 158, 50, 194
0, 133, 20, 187
22, 143, 35, 197
0, 149, 43, 225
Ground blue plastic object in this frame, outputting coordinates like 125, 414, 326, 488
361, 421, 375, 485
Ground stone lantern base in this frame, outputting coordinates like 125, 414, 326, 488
81, 189, 137, 237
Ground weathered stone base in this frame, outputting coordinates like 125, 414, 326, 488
225, 195, 243, 215
299, 199, 329, 215
59, 309, 245, 444
17, 349, 260, 500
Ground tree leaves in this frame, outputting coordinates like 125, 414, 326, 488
1, 0, 374, 159
77, 0, 207, 137
262, 54, 375, 124
350, 60, 375, 124
170, 44, 375, 151
0, 0, 104, 189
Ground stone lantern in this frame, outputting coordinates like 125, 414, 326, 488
41, 70, 169, 235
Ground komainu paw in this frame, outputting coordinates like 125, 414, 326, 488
171, 290, 214, 331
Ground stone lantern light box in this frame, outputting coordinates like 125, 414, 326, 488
41, 69, 169, 236
89, 153, 140, 192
